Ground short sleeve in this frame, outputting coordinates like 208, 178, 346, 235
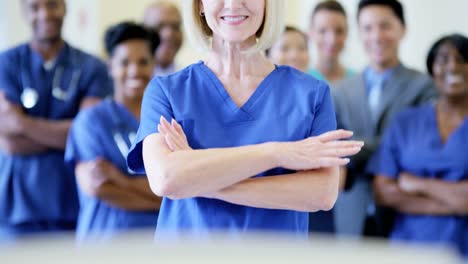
366, 115, 403, 179
65, 109, 104, 167
0, 52, 22, 104
80, 57, 113, 98
308, 83, 337, 137
127, 77, 174, 174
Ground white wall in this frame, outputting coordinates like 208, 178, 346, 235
1, 0, 467, 72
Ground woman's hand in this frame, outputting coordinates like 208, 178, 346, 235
398, 172, 425, 194
76, 158, 128, 197
158, 117, 362, 171
276, 130, 363, 171
158, 116, 192, 151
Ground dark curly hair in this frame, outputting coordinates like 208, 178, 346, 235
104, 21, 160, 56
426, 34, 468, 76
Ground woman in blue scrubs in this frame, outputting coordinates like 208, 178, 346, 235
267, 26, 310, 73
127, 0, 363, 239
369, 34, 468, 256
0, 0, 112, 238
65, 22, 161, 241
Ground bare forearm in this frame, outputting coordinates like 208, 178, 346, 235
0, 126, 18, 136
96, 183, 161, 211
20, 117, 71, 150
111, 172, 162, 201
144, 134, 278, 199
0, 135, 48, 155
210, 167, 340, 212
419, 179, 468, 214
396, 195, 452, 215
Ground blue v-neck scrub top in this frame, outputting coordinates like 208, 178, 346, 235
368, 104, 468, 256
65, 100, 158, 241
0, 43, 112, 229
127, 61, 337, 238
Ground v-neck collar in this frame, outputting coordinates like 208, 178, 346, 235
28, 42, 70, 71
430, 103, 468, 147
197, 61, 279, 119
111, 100, 140, 130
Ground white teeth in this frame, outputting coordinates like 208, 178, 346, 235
446, 74, 464, 85
222, 16, 247, 22
127, 79, 145, 87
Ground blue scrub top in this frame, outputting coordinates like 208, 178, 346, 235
65, 100, 158, 241
127, 61, 337, 239
0, 42, 113, 225
368, 104, 468, 255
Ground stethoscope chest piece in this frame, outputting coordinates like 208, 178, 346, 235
52, 86, 67, 100
21, 87, 39, 109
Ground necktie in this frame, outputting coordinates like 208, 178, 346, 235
368, 78, 383, 122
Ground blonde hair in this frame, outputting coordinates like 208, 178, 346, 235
182, 0, 285, 53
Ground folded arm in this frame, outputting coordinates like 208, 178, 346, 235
142, 118, 361, 212
0, 135, 48, 155
373, 175, 454, 215
209, 167, 340, 212
76, 159, 162, 211
398, 173, 468, 215
0, 93, 101, 151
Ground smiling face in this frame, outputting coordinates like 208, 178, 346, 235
22, 0, 65, 43
200, 0, 265, 45
268, 30, 309, 72
110, 40, 155, 102
432, 41, 468, 99
358, 5, 405, 70
310, 10, 347, 61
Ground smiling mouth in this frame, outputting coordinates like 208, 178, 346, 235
127, 79, 147, 87
446, 74, 464, 85
221, 16, 248, 23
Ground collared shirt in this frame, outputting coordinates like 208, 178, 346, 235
363, 65, 398, 97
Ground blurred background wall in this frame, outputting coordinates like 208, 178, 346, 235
1, 0, 468, 72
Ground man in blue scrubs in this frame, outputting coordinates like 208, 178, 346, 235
0, 0, 112, 237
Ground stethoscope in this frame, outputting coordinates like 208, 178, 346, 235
108, 100, 137, 174
20, 48, 82, 109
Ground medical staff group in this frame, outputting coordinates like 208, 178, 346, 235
0, 0, 467, 258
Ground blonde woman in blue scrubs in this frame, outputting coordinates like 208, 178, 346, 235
128, 0, 363, 239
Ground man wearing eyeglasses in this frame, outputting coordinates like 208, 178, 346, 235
143, 1, 183, 76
